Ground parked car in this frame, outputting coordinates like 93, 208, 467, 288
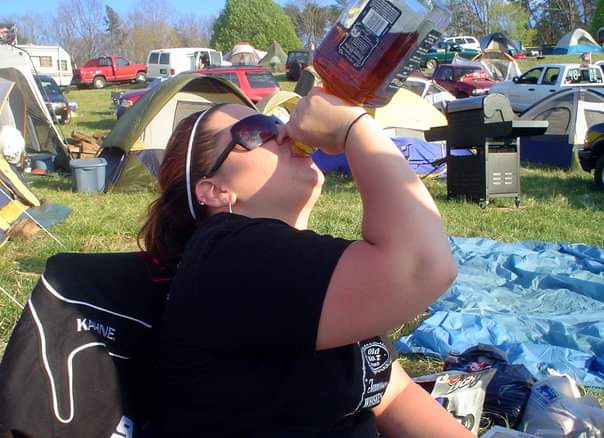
146, 47, 228, 81
34, 74, 72, 124
72, 55, 147, 89
432, 64, 496, 98
192, 66, 280, 103
488, 63, 604, 112
579, 122, 604, 191
400, 74, 456, 112
286, 49, 313, 81
112, 77, 167, 119
421, 42, 481, 70
442, 36, 481, 50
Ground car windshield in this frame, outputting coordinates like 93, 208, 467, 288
246, 71, 277, 88
287, 52, 309, 63
36, 77, 61, 96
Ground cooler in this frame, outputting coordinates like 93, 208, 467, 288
69, 158, 107, 193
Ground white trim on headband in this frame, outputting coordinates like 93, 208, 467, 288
185, 109, 210, 220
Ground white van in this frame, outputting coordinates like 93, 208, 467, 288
146, 47, 228, 80
442, 36, 481, 50
15, 45, 73, 87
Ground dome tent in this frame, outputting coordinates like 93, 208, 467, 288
258, 41, 287, 71
0, 97, 41, 244
553, 28, 604, 54
480, 32, 523, 57
99, 74, 255, 192
519, 87, 604, 169
0, 46, 69, 170
224, 42, 267, 65
468, 49, 521, 81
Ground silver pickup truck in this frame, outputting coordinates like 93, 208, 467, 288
488, 63, 604, 112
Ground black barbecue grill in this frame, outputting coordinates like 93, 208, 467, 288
426, 93, 548, 208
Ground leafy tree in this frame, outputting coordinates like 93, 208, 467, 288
592, 0, 604, 38
284, 1, 334, 48
490, 0, 536, 46
104, 6, 125, 55
211, 0, 302, 51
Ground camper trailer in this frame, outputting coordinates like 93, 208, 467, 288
146, 48, 227, 80
15, 45, 73, 87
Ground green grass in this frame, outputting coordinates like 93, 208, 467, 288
60, 83, 146, 137
1, 73, 603, 408
517, 53, 604, 70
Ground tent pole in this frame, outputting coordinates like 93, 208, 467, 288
0, 186, 66, 249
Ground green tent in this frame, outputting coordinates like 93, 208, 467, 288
258, 41, 288, 72
100, 74, 255, 192
0, 47, 70, 170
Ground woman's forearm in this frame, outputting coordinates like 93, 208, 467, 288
376, 382, 476, 438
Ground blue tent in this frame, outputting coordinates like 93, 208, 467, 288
313, 137, 447, 177
480, 32, 523, 56
553, 29, 604, 54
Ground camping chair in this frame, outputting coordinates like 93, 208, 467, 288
0, 252, 171, 437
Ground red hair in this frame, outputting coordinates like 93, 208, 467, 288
139, 105, 225, 267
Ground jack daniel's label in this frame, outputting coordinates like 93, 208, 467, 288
337, 0, 402, 70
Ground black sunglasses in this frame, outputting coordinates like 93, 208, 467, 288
203, 114, 282, 177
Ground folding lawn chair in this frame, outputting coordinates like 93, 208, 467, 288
0, 252, 172, 437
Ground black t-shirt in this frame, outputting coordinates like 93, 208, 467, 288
155, 213, 393, 437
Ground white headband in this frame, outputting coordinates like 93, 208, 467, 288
185, 110, 210, 220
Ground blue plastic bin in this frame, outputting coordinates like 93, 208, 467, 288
69, 158, 107, 192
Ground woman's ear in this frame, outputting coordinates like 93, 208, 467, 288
194, 179, 237, 210
194, 179, 220, 208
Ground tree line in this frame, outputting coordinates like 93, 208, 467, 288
3, 0, 603, 66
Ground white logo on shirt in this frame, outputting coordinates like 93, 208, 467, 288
76, 318, 116, 340
361, 341, 391, 374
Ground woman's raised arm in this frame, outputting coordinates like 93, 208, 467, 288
284, 88, 457, 350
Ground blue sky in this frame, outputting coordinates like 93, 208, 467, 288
5, 0, 334, 18
6, 0, 238, 18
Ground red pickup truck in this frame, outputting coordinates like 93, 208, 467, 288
72, 55, 147, 89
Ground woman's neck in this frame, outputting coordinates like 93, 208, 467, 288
228, 204, 311, 230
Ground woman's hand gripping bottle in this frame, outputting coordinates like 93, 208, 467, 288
293, 0, 451, 155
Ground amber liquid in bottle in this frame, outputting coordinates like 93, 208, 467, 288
314, 23, 419, 108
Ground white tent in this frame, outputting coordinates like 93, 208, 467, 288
520, 87, 604, 168
0, 46, 69, 169
224, 42, 267, 65
452, 51, 521, 82
554, 29, 604, 54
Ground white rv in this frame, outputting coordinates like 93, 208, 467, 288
15, 45, 73, 87
146, 47, 228, 80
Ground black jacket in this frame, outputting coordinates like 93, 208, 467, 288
0, 252, 171, 438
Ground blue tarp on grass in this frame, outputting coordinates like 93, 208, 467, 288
395, 237, 604, 387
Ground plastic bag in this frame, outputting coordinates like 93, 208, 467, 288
423, 368, 496, 434
519, 375, 604, 437
445, 344, 535, 429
